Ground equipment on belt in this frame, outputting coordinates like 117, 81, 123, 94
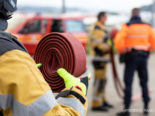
34, 33, 86, 93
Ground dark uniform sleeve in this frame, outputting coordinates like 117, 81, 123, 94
0, 32, 27, 55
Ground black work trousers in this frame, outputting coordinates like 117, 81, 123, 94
123, 52, 150, 109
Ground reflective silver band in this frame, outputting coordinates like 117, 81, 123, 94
57, 97, 85, 116
91, 38, 103, 43
0, 90, 57, 116
128, 35, 149, 38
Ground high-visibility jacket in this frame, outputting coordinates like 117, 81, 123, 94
0, 32, 87, 116
115, 23, 155, 53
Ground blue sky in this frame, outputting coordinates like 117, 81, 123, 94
18, 0, 153, 13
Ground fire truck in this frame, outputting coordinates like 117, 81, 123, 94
8, 14, 88, 55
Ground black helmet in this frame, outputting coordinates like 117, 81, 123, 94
0, 0, 17, 19
0, 0, 17, 31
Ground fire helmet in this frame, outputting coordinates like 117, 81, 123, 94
0, 0, 17, 30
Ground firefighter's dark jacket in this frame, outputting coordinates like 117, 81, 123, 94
0, 31, 87, 116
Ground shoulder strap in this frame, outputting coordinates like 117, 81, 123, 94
94, 25, 108, 35
94, 25, 102, 30
0, 31, 28, 56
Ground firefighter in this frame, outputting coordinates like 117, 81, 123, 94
0, 0, 90, 116
115, 8, 155, 116
89, 11, 113, 111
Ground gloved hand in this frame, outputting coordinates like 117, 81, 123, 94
37, 63, 42, 68
57, 68, 91, 96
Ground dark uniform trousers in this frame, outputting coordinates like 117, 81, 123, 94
124, 52, 150, 109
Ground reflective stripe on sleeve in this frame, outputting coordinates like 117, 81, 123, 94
0, 90, 57, 116
133, 46, 150, 50
57, 97, 85, 116
91, 38, 103, 43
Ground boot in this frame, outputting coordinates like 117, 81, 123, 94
117, 110, 130, 116
103, 101, 114, 108
92, 106, 109, 112
143, 102, 149, 115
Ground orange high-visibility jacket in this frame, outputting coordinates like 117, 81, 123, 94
115, 24, 155, 53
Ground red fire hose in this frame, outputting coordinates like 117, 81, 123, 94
34, 33, 86, 93
110, 28, 124, 98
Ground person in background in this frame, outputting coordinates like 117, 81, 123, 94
0, 0, 89, 116
89, 11, 113, 112
115, 8, 155, 116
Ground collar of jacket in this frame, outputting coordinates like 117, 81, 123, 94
127, 16, 144, 26
95, 21, 105, 30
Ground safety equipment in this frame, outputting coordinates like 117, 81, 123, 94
110, 28, 124, 97
89, 21, 110, 56
89, 21, 111, 108
0, 0, 17, 30
37, 63, 42, 68
57, 68, 90, 95
110, 36, 124, 98
0, 32, 87, 116
0, 49, 87, 116
34, 33, 86, 93
113, 18, 155, 101
0, 0, 17, 19
115, 24, 155, 53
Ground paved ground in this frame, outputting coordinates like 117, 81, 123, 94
86, 54, 155, 116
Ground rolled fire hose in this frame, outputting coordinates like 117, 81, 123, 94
34, 33, 86, 93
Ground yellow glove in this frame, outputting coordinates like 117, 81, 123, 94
57, 68, 91, 95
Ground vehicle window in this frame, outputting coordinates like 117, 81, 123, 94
42, 20, 48, 33
66, 20, 85, 33
51, 20, 64, 32
19, 20, 41, 34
